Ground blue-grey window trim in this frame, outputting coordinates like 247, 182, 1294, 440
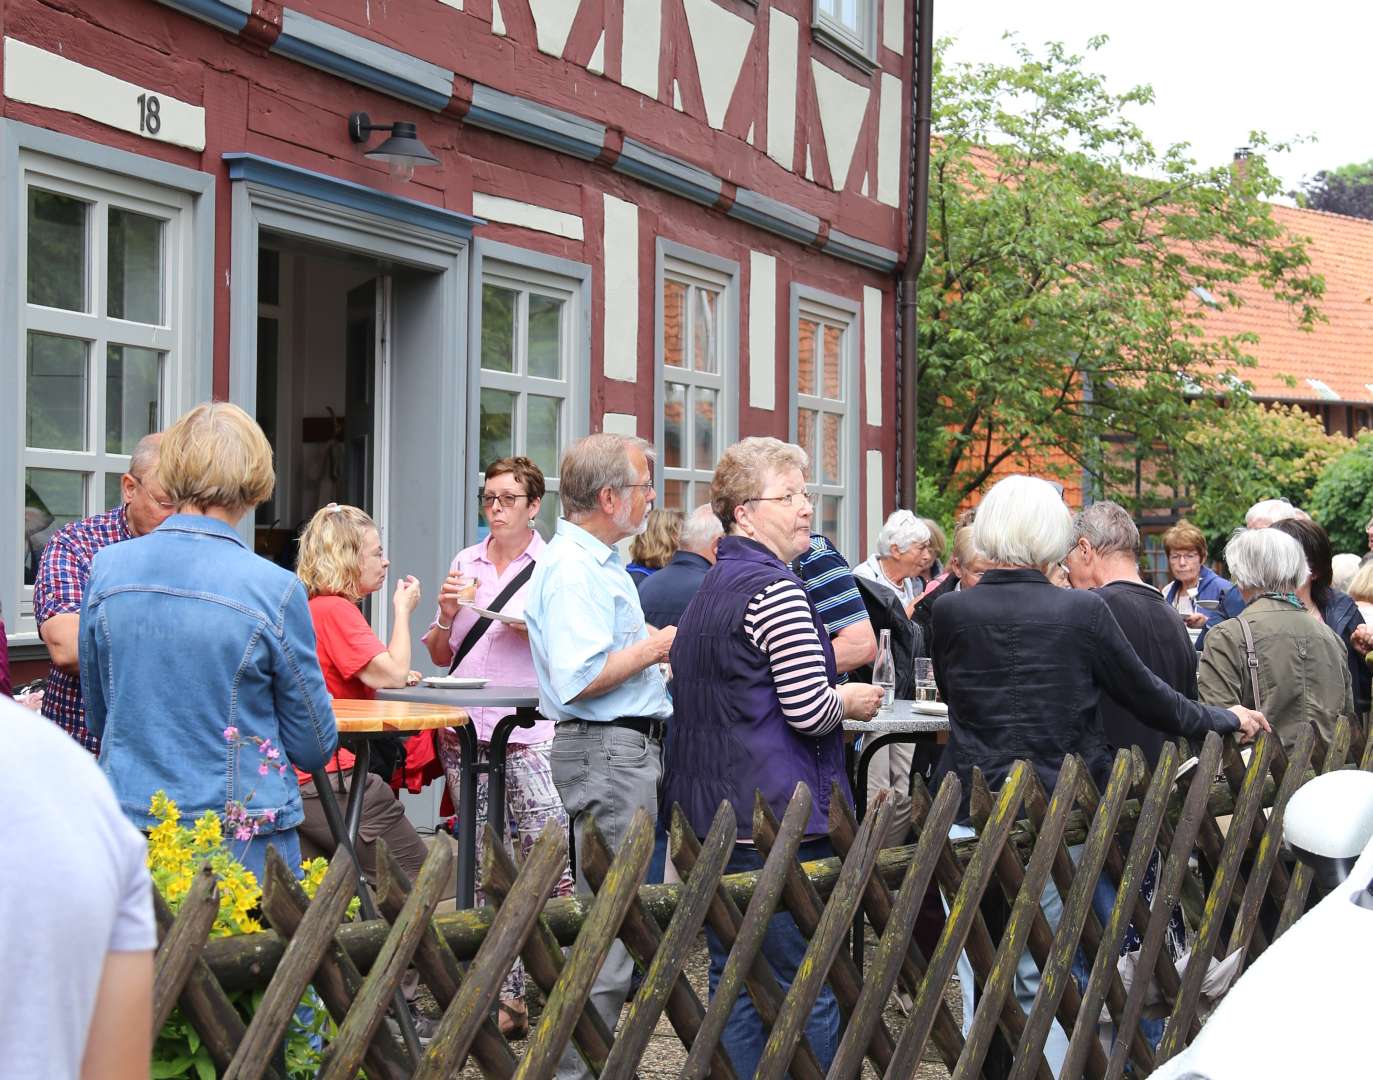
468, 239, 593, 543
654, 240, 741, 506
811, 1, 879, 71
788, 282, 863, 560
1, 120, 215, 647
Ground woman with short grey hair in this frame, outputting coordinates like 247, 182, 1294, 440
854, 510, 933, 615
1198, 528, 1354, 749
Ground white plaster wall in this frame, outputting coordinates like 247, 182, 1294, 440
883, 0, 905, 53
621, 0, 662, 98
811, 60, 870, 191
877, 73, 902, 208
473, 193, 585, 240
863, 286, 883, 427
866, 450, 885, 556
529, 0, 580, 57
602, 194, 640, 383
748, 251, 777, 410
602, 412, 639, 436
682, 0, 754, 130
766, 10, 799, 168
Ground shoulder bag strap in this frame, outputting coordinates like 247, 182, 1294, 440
448, 560, 536, 674
1236, 616, 1263, 711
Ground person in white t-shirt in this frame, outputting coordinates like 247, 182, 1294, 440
852, 510, 934, 617
0, 694, 155, 1079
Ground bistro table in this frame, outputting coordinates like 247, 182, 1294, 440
375, 684, 542, 909
313, 698, 464, 1060
845, 699, 950, 973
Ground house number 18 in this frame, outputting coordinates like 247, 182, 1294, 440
137, 93, 162, 135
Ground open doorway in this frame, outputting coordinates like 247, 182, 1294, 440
252, 235, 390, 624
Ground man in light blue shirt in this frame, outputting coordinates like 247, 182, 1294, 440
524, 432, 674, 1080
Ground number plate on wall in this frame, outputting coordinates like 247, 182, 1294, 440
3, 38, 205, 152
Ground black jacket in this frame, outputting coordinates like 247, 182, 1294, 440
930, 568, 1237, 820
852, 576, 925, 698
1322, 589, 1371, 717
912, 571, 957, 652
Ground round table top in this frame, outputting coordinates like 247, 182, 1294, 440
844, 698, 949, 734
376, 684, 542, 709
331, 698, 468, 733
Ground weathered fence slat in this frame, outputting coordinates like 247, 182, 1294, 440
416, 822, 567, 1080
598, 802, 739, 1080
260, 849, 411, 1080
153, 865, 220, 1035
514, 811, 654, 1080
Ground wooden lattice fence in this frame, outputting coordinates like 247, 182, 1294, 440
153, 719, 1370, 1078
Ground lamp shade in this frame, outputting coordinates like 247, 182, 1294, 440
363, 122, 439, 169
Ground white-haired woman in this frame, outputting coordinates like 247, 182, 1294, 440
853, 510, 934, 617
1198, 528, 1355, 750
931, 474, 1267, 1072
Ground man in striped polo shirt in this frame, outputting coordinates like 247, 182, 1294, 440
792, 533, 877, 675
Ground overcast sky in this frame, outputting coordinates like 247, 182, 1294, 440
938, 1, 1372, 197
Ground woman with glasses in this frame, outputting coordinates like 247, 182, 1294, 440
420, 457, 572, 1039
664, 437, 885, 1077
1161, 520, 1242, 644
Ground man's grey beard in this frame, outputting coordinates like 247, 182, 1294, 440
615, 501, 649, 537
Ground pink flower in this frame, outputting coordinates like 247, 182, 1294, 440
262, 809, 276, 823
265, 747, 280, 761
223, 726, 239, 741
277, 764, 288, 776
258, 762, 270, 776
234, 825, 254, 842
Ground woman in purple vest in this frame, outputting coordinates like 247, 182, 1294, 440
665, 436, 884, 1077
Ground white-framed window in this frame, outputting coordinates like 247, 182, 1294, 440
17, 155, 196, 626
813, 0, 878, 67
475, 251, 588, 538
791, 286, 860, 558
656, 242, 739, 512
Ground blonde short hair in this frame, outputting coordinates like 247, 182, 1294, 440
1347, 560, 1373, 605
629, 508, 684, 569
158, 402, 274, 514
297, 504, 377, 600
712, 437, 808, 532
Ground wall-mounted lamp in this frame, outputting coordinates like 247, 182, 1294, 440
347, 112, 439, 182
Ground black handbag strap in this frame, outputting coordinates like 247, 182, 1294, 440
448, 561, 536, 674
1237, 615, 1263, 711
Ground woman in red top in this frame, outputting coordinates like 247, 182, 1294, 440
293, 503, 428, 885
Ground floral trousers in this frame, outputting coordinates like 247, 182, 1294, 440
435, 732, 575, 1001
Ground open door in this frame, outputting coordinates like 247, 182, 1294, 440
344, 276, 390, 631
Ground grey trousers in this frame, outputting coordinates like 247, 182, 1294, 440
865, 738, 916, 849
549, 721, 662, 1080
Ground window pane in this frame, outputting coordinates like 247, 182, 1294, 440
106, 344, 162, 454
663, 479, 687, 511
104, 472, 125, 511
481, 284, 517, 373
692, 287, 720, 374
819, 0, 863, 34
797, 407, 818, 481
526, 394, 562, 477
258, 247, 280, 305
108, 208, 163, 323
694, 387, 718, 469
823, 324, 843, 400
663, 279, 687, 368
664, 382, 686, 468
694, 480, 711, 510
797, 318, 818, 395
479, 387, 516, 467
533, 491, 559, 540
821, 495, 842, 545
26, 332, 89, 451
27, 189, 87, 312
823, 412, 843, 484
24, 469, 85, 586
528, 294, 563, 379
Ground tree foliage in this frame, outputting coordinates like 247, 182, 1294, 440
1293, 160, 1373, 221
1309, 433, 1373, 553
916, 38, 1325, 506
1177, 402, 1350, 554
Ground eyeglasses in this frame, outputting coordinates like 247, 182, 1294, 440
749, 491, 813, 509
130, 473, 175, 511
479, 493, 530, 509
1167, 551, 1201, 562
618, 483, 655, 494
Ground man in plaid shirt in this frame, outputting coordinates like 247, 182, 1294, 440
33, 434, 173, 753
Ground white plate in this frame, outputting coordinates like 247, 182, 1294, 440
421, 676, 490, 689
911, 700, 949, 716
459, 602, 527, 627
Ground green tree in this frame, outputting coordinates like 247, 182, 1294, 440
917, 38, 1325, 506
1178, 402, 1349, 555
1293, 159, 1373, 220
1309, 433, 1373, 553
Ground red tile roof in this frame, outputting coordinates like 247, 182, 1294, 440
1203, 204, 1373, 404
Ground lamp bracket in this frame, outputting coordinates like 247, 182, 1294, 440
348, 112, 384, 144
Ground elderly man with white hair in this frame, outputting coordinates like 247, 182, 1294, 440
637, 504, 724, 629
853, 509, 934, 617
1198, 527, 1355, 750
1245, 497, 1305, 529
931, 474, 1268, 1073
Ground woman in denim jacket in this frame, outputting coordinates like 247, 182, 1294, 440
80, 403, 337, 880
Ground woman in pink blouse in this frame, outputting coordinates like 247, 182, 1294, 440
420, 456, 572, 1038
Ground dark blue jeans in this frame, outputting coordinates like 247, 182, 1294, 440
704, 837, 840, 1078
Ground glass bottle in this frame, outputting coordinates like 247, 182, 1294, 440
873, 628, 895, 711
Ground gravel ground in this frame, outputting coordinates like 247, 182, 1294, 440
434, 927, 960, 1078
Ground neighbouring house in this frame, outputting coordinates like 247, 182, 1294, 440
5, 0, 920, 680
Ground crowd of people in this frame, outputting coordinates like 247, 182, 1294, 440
12, 395, 1373, 1077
